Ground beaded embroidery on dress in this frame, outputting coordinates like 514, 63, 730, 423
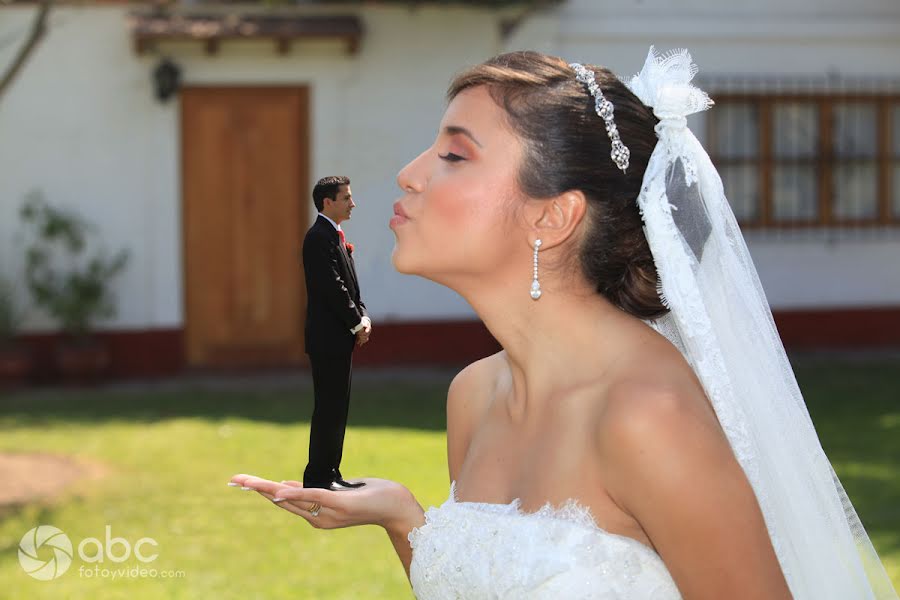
408, 482, 682, 599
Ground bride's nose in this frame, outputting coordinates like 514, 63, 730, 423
397, 149, 429, 194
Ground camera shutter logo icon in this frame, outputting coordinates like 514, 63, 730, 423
18, 525, 73, 580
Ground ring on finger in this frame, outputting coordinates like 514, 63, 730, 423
307, 502, 321, 517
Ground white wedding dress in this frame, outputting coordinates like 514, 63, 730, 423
408, 482, 682, 599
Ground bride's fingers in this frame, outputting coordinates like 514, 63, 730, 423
233, 475, 292, 496
230, 474, 302, 492
230, 475, 338, 510
257, 489, 332, 528
251, 485, 338, 516
274, 486, 334, 506
230, 475, 358, 526
230, 475, 339, 527
256, 489, 308, 511
229, 473, 280, 488
229, 473, 255, 487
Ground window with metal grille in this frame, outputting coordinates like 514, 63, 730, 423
706, 94, 899, 229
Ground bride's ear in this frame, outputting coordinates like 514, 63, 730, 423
522, 190, 588, 250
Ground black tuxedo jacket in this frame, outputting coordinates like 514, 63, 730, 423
303, 214, 368, 356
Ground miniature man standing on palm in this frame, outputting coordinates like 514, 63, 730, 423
301, 176, 371, 490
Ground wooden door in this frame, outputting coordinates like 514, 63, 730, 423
182, 87, 309, 368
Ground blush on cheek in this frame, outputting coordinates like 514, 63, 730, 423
429, 176, 494, 234
421, 150, 520, 272
436, 202, 503, 271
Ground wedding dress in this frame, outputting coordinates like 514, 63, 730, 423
407, 47, 897, 600
408, 482, 681, 599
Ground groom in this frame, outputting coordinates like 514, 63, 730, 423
302, 176, 371, 490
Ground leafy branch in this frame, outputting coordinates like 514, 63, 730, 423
20, 192, 129, 343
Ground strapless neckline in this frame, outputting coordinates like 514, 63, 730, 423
447, 480, 663, 562
408, 481, 683, 599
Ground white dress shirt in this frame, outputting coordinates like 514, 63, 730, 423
318, 212, 370, 335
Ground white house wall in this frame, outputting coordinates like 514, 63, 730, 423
505, 0, 900, 310
1, 2, 899, 337
0, 4, 505, 333
1, 7, 185, 332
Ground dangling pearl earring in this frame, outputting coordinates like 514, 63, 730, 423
530, 239, 542, 300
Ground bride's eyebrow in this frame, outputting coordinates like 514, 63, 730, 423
443, 125, 483, 148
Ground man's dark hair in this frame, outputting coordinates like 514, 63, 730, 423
313, 176, 350, 212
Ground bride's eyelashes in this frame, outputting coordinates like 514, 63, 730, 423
438, 152, 466, 163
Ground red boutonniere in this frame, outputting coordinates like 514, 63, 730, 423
346, 242, 354, 255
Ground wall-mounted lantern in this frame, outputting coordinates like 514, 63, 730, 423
153, 57, 181, 103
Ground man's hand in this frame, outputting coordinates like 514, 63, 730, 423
356, 317, 372, 346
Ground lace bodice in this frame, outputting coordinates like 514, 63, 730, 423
408, 483, 682, 599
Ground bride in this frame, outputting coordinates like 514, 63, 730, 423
231, 48, 898, 599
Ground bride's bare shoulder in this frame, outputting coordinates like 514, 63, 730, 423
594, 332, 739, 506
592, 337, 789, 597
447, 350, 505, 421
596, 336, 723, 457
446, 351, 506, 481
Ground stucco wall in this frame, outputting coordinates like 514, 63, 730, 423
0, 4, 506, 332
1, 1, 898, 337
504, 0, 900, 310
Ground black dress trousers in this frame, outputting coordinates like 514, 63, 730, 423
303, 351, 354, 484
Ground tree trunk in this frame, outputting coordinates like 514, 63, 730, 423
0, 0, 53, 100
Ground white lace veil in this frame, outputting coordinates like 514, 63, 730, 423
618, 47, 898, 599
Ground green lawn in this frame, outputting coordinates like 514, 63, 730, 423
0, 359, 897, 599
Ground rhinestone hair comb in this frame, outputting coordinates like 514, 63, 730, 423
569, 62, 630, 173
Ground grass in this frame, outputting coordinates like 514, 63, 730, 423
0, 359, 897, 598
795, 358, 900, 587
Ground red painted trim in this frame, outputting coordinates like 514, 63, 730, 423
16, 329, 184, 382
10, 308, 898, 381
772, 307, 900, 349
353, 320, 501, 367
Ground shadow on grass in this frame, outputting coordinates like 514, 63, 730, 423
0, 381, 450, 431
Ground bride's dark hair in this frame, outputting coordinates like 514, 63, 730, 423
448, 51, 667, 319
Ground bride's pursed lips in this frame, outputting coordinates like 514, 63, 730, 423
390, 200, 411, 228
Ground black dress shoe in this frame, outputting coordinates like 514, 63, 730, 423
333, 469, 366, 489
333, 478, 366, 489
302, 480, 340, 490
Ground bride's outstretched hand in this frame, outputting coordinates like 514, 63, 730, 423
229, 474, 421, 531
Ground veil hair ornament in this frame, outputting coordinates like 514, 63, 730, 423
604, 46, 898, 599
